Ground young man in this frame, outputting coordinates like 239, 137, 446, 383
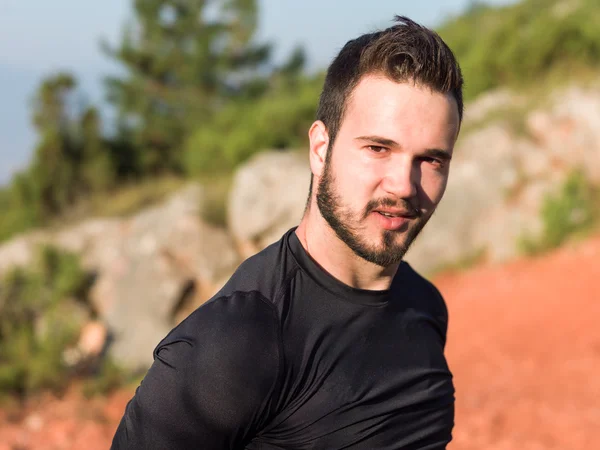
112, 15, 463, 450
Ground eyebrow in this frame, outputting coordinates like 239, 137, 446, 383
355, 135, 399, 148
355, 135, 452, 161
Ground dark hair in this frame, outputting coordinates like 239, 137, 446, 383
318, 15, 463, 145
305, 16, 464, 203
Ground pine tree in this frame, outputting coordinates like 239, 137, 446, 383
26, 73, 112, 219
104, 0, 270, 175
79, 107, 114, 193
29, 73, 79, 217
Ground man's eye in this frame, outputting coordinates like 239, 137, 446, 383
422, 157, 445, 167
368, 146, 387, 153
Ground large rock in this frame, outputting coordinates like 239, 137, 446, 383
526, 86, 600, 183
88, 184, 240, 371
405, 85, 600, 273
228, 150, 311, 257
0, 219, 120, 277
0, 184, 241, 372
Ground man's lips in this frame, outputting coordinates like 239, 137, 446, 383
372, 208, 418, 219
371, 208, 417, 231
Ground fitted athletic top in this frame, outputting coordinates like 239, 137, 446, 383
111, 227, 454, 449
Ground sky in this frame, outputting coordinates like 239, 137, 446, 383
0, 0, 515, 185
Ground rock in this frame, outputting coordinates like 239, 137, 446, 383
77, 321, 108, 360
62, 320, 109, 369
0, 183, 241, 372
463, 88, 523, 124
88, 184, 240, 371
526, 86, 600, 183
228, 150, 311, 257
0, 231, 47, 276
406, 85, 600, 274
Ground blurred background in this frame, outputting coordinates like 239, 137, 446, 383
0, 0, 599, 448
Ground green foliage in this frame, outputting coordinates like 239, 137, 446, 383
29, 75, 115, 217
0, 247, 87, 397
519, 170, 599, 255
438, 0, 600, 100
0, 73, 116, 243
104, 0, 272, 174
83, 176, 186, 219
0, 246, 133, 400
0, 177, 40, 243
184, 74, 322, 174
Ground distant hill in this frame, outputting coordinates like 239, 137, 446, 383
437, 0, 600, 100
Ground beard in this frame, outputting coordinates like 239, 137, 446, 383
316, 155, 430, 268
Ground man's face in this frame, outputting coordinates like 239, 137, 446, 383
315, 75, 460, 267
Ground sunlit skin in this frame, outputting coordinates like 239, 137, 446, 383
296, 75, 461, 291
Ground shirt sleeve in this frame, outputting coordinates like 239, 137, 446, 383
111, 291, 281, 450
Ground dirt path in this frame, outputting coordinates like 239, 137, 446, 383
1, 234, 599, 449
439, 234, 600, 450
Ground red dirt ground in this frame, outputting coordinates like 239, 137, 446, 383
1, 234, 599, 450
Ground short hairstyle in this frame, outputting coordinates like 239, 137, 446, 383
318, 15, 463, 146
306, 16, 464, 202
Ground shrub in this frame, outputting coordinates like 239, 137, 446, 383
183, 75, 322, 175
0, 247, 115, 398
438, 0, 600, 100
519, 170, 599, 255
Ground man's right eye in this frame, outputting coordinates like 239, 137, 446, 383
367, 145, 388, 154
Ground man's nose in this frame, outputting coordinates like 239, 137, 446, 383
381, 160, 418, 199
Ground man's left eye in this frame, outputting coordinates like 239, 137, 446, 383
423, 157, 445, 167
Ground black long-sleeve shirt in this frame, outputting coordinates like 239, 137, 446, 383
112, 227, 454, 449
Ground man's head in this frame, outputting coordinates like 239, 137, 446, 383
306, 16, 463, 267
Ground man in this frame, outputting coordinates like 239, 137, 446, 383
112, 15, 463, 450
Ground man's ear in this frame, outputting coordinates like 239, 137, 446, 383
308, 120, 329, 178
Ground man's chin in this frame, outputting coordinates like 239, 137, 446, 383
353, 240, 410, 267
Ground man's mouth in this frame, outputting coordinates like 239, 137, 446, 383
373, 209, 418, 219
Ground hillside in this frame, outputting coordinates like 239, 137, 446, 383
1, 0, 600, 448
438, 0, 600, 100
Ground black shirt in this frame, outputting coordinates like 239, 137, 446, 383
111, 227, 454, 449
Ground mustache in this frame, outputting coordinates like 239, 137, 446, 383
363, 198, 421, 218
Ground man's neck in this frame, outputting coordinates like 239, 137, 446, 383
295, 208, 399, 291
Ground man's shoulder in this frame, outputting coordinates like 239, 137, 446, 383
157, 230, 299, 352
399, 261, 448, 315
217, 229, 300, 302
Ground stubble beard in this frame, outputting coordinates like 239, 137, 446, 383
315, 155, 430, 268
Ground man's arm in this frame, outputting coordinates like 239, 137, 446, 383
111, 292, 281, 449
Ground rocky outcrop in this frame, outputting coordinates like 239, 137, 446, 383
227, 150, 311, 257
0, 184, 241, 372
405, 85, 600, 273
88, 185, 240, 370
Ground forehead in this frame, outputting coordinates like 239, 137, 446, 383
340, 75, 460, 143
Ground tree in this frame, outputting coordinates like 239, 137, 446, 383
25, 73, 112, 219
29, 73, 79, 217
104, 0, 271, 175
